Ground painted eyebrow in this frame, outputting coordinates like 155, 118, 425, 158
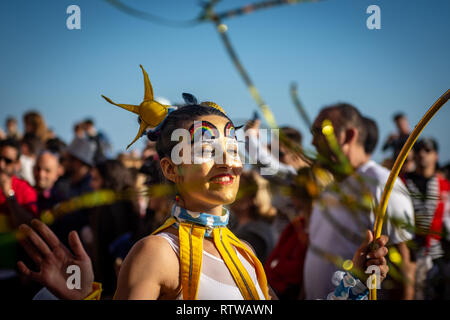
224, 121, 236, 138
188, 120, 220, 143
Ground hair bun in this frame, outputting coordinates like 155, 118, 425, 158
147, 130, 160, 141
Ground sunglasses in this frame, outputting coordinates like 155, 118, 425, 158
0, 156, 15, 164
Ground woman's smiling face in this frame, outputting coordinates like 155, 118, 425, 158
166, 114, 243, 209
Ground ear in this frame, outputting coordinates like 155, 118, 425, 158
343, 128, 358, 145
57, 164, 65, 177
160, 156, 182, 184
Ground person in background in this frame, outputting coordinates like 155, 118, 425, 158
5, 117, 21, 141
18, 133, 43, 186
83, 118, 111, 164
229, 170, 277, 264
63, 137, 96, 198
0, 138, 38, 232
142, 140, 158, 160
362, 116, 378, 156
382, 112, 414, 173
33, 150, 65, 213
304, 103, 415, 300
23, 111, 50, 144
73, 122, 86, 140
84, 159, 140, 298
50, 137, 96, 247
264, 166, 315, 300
109, 155, 173, 280
0, 138, 38, 299
402, 138, 450, 299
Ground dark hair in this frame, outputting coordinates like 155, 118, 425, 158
74, 122, 84, 132
0, 138, 21, 160
362, 116, 379, 154
21, 133, 44, 155
95, 159, 135, 192
319, 103, 367, 146
23, 110, 49, 142
84, 118, 95, 126
280, 126, 302, 145
393, 112, 405, 122
46, 138, 67, 156
6, 117, 17, 125
148, 104, 232, 159
414, 137, 439, 153
140, 156, 165, 186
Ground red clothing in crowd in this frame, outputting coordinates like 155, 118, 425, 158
0, 176, 38, 232
265, 216, 309, 299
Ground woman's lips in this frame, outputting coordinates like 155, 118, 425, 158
209, 173, 234, 185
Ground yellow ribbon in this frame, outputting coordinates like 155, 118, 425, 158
370, 89, 450, 300
152, 218, 269, 300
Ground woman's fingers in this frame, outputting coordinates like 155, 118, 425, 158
18, 237, 43, 265
68, 230, 89, 260
31, 219, 61, 251
17, 260, 41, 283
19, 224, 53, 259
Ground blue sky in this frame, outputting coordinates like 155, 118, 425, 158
0, 0, 449, 164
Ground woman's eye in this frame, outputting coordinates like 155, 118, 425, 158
197, 148, 214, 158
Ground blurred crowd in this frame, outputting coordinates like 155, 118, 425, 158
1, 106, 450, 300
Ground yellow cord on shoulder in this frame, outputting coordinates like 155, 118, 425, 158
148, 217, 269, 300
370, 89, 450, 300
83, 282, 103, 300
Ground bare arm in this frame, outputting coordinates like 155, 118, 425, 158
5, 197, 35, 228
114, 235, 180, 300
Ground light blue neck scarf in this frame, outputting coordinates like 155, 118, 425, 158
171, 204, 230, 237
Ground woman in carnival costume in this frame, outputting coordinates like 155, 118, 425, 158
17, 65, 389, 300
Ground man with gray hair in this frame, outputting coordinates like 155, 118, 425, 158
304, 103, 415, 299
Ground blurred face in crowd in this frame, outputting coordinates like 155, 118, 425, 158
312, 109, 364, 171
34, 152, 62, 191
311, 110, 346, 160
395, 116, 410, 135
90, 168, 103, 190
0, 146, 19, 177
63, 153, 85, 177
161, 115, 243, 211
6, 119, 18, 134
415, 145, 438, 172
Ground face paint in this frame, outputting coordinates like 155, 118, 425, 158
224, 121, 236, 139
191, 137, 240, 165
189, 120, 220, 143
176, 114, 243, 209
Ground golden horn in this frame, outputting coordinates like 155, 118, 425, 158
127, 121, 148, 150
140, 65, 154, 101
101, 95, 139, 115
101, 65, 171, 149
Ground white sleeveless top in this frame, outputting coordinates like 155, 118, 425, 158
156, 231, 266, 300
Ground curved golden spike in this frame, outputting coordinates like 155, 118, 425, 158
200, 101, 227, 114
127, 121, 148, 150
101, 95, 139, 115
140, 65, 154, 101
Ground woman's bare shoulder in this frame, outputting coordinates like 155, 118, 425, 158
127, 234, 178, 265
115, 234, 180, 299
